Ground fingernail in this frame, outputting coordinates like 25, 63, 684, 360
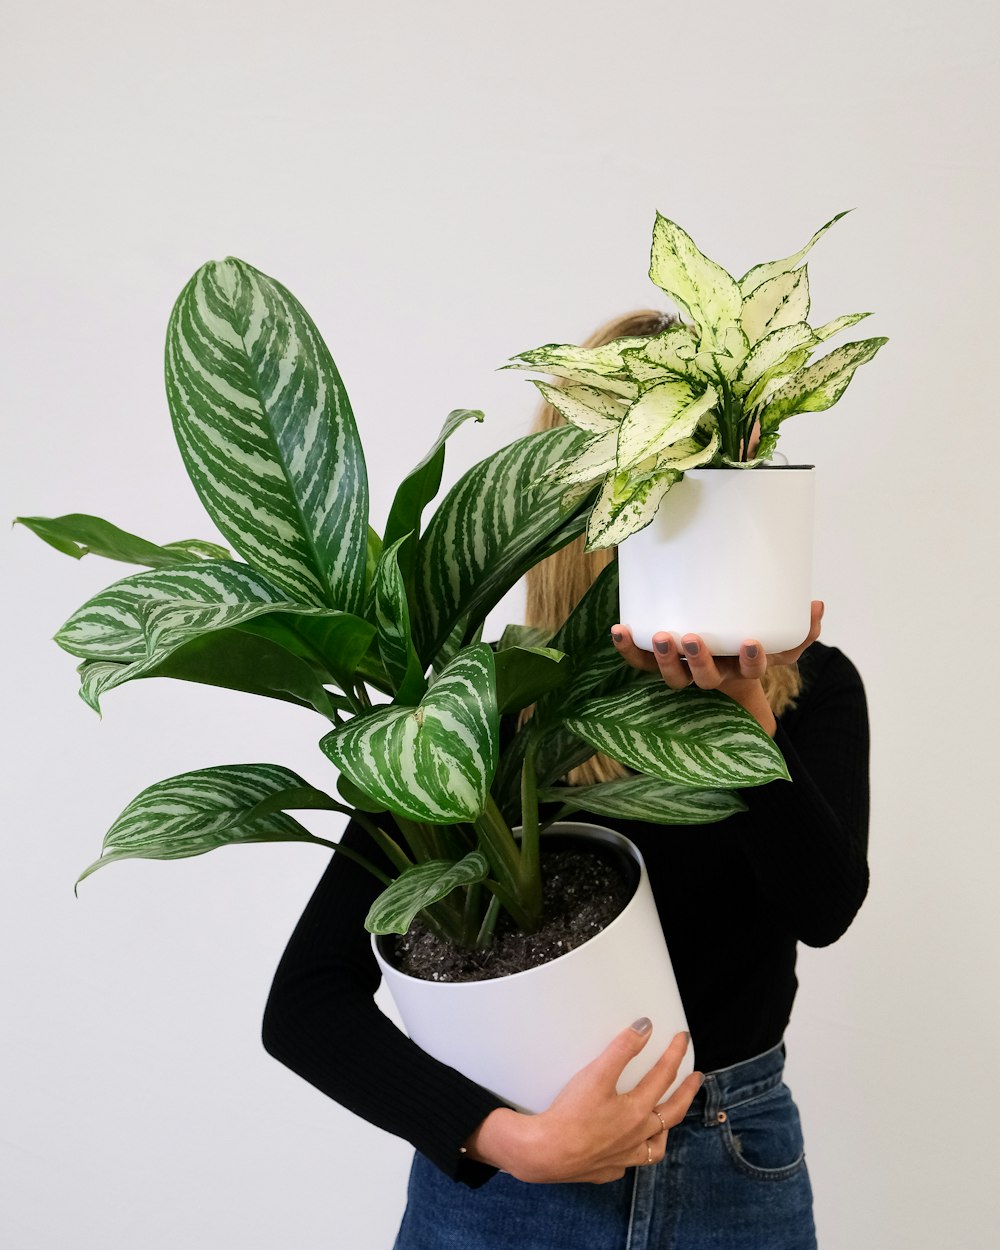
745, 644, 759, 659
631, 1017, 652, 1034
683, 640, 699, 657
611, 629, 623, 644
653, 637, 670, 655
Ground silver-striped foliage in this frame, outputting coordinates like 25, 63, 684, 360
365, 851, 490, 935
540, 775, 748, 824
165, 257, 368, 612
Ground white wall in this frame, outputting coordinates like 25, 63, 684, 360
4, 2, 997, 1246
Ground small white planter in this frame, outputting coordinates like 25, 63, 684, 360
373, 823, 692, 1114
617, 465, 816, 656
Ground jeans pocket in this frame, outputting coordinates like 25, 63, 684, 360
719, 1082, 807, 1181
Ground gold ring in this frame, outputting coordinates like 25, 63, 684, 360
646, 1141, 653, 1165
655, 1110, 666, 1134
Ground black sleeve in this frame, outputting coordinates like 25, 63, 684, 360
261, 818, 509, 1188
734, 645, 871, 947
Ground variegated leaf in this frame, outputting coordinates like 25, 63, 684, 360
739, 268, 811, 345
369, 534, 427, 705
616, 382, 716, 472
759, 337, 889, 429
531, 381, 627, 433
648, 214, 742, 353
540, 775, 748, 824
411, 427, 590, 663
812, 311, 872, 341
75, 764, 338, 891
165, 257, 368, 612
566, 684, 789, 788
502, 342, 640, 400
540, 427, 619, 487
13, 513, 231, 567
365, 851, 490, 935
635, 324, 700, 375
585, 464, 682, 550
734, 323, 818, 398
319, 644, 498, 823
738, 210, 851, 297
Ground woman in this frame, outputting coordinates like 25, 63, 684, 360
261, 310, 871, 1250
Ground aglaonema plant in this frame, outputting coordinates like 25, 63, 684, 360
16, 256, 789, 953
503, 210, 888, 549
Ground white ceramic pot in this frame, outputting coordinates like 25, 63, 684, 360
617, 465, 816, 656
372, 822, 692, 1114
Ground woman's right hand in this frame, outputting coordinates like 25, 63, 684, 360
461, 1021, 703, 1184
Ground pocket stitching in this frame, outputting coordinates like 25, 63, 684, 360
718, 1085, 806, 1182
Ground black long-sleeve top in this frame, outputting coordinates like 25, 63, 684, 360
262, 640, 870, 1189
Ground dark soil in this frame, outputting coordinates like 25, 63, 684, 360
386, 849, 635, 984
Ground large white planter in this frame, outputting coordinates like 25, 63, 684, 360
617, 465, 816, 656
373, 823, 692, 1114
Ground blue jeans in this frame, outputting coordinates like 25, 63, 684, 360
392, 1042, 816, 1250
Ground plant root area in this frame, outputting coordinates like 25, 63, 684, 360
388, 850, 633, 983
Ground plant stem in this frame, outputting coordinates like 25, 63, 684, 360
475, 892, 502, 949
474, 795, 541, 931
518, 738, 543, 920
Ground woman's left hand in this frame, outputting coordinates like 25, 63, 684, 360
610, 601, 824, 737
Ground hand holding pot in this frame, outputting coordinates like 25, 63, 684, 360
610, 600, 825, 736
462, 1023, 703, 1184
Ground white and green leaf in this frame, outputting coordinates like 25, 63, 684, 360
738, 210, 851, 297
648, 214, 742, 353
734, 322, 818, 398
365, 851, 490, 935
541, 775, 748, 824
501, 342, 640, 400
759, 336, 889, 429
616, 382, 717, 473
319, 644, 499, 824
585, 463, 682, 550
369, 534, 427, 705
165, 257, 369, 612
739, 268, 811, 345
811, 311, 872, 342
530, 381, 628, 433
539, 427, 619, 487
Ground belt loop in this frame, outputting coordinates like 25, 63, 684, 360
701, 1073, 721, 1127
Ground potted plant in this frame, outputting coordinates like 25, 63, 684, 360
503, 210, 888, 654
15, 254, 789, 1113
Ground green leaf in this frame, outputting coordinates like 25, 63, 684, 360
539, 427, 619, 487
319, 644, 499, 823
738, 210, 852, 297
74, 764, 339, 891
648, 214, 742, 353
11, 513, 231, 567
621, 325, 700, 383
759, 336, 889, 429
382, 408, 484, 587
585, 463, 682, 550
365, 851, 489, 935
493, 645, 568, 713
616, 382, 718, 473
739, 268, 811, 346
165, 257, 368, 612
337, 773, 389, 813
234, 610, 376, 694
411, 426, 590, 663
734, 322, 818, 398
811, 311, 872, 342
566, 683, 789, 788
540, 775, 748, 824
496, 624, 553, 652
501, 342, 640, 400
369, 534, 427, 705
54, 560, 370, 710
530, 382, 626, 434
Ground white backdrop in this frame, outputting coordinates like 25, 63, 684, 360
4, 2, 998, 1247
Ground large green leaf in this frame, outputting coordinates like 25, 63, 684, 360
369, 534, 427, 705
165, 257, 368, 612
616, 382, 718, 472
493, 645, 568, 713
365, 851, 490, 935
74, 764, 343, 891
540, 775, 748, 824
566, 683, 789, 788
319, 644, 499, 823
648, 214, 742, 354
411, 426, 590, 663
738, 210, 852, 297
53, 560, 368, 710
12, 513, 230, 567
738, 268, 811, 346
759, 337, 889, 429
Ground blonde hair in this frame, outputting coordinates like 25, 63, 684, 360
521, 309, 802, 786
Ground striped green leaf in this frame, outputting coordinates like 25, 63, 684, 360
739, 268, 811, 345
648, 214, 742, 354
369, 534, 427, 705
738, 210, 851, 297
319, 644, 499, 823
54, 560, 369, 710
13, 513, 230, 567
759, 337, 889, 430
566, 683, 789, 788
540, 775, 748, 824
74, 764, 341, 891
365, 851, 490, 935
411, 426, 590, 663
616, 383, 718, 473
165, 257, 368, 612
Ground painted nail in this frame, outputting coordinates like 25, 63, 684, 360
745, 644, 759, 659
683, 640, 699, 657
631, 1017, 652, 1034
611, 629, 623, 644
653, 637, 670, 655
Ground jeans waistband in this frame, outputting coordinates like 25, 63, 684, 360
684, 1041, 787, 1127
